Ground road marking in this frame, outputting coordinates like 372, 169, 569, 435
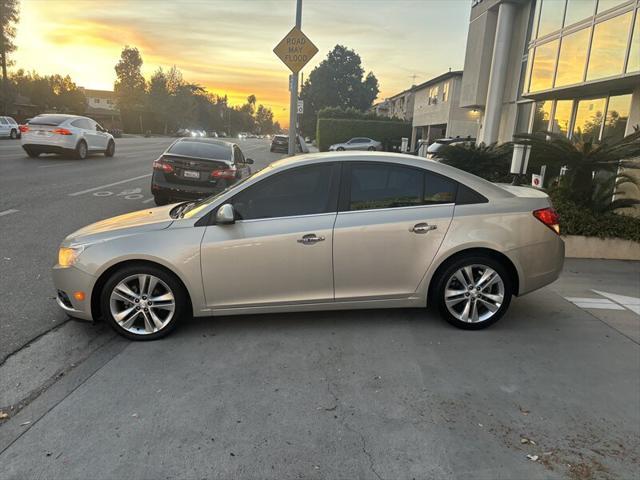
142, 198, 155, 204
69, 174, 151, 197
0, 209, 19, 217
564, 292, 640, 315
38, 162, 73, 169
592, 290, 640, 315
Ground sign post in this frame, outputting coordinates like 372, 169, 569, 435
273, 0, 318, 155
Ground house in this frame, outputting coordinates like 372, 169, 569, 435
81, 88, 121, 129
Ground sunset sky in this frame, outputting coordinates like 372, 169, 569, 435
13, 0, 471, 125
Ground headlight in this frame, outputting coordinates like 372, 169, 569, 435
58, 245, 85, 267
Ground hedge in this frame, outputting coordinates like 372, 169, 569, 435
316, 118, 412, 152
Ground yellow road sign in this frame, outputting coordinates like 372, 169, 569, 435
273, 26, 319, 74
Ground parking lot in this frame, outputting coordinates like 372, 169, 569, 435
0, 138, 639, 479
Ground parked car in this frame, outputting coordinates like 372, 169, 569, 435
270, 134, 303, 153
238, 132, 248, 139
53, 151, 564, 340
0, 116, 20, 139
21, 114, 115, 159
151, 137, 254, 206
425, 137, 476, 159
328, 137, 382, 151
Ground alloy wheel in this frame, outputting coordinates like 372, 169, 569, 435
109, 274, 176, 335
444, 264, 505, 323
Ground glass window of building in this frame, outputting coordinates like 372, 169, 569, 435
627, 10, 639, 72
529, 40, 560, 91
515, 102, 534, 134
555, 27, 590, 86
587, 11, 633, 80
538, 0, 567, 37
597, 0, 628, 14
564, 0, 596, 26
551, 100, 574, 136
602, 94, 632, 142
573, 97, 606, 139
532, 101, 552, 132
442, 82, 450, 102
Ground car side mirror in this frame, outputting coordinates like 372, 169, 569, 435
215, 204, 235, 224
245, 158, 254, 165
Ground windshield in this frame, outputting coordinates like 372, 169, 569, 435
182, 165, 274, 219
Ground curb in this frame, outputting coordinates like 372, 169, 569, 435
563, 235, 640, 260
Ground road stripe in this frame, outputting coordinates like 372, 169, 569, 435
142, 198, 155, 204
38, 162, 73, 169
0, 209, 19, 217
69, 174, 152, 197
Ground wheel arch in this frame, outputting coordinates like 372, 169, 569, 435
91, 259, 194, 321
427, 247, 520, 305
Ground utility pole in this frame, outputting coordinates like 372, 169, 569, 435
288, 0, 302, 156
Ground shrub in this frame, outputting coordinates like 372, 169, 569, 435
316, 118, 412, 152
317, 106, 401, 122
437, 143, 513, 183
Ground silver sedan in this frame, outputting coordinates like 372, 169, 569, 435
53, 152, 564, 340
328, 137, 382, 151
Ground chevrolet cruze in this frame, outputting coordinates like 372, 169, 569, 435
53, 152, 564, 340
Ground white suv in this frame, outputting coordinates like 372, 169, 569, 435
0, 116, 20, 139
21, 114, 115, 159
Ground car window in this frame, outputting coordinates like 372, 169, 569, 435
167, 141, 232, 161
233, 146, 245, 165
349, 163, 424, 211
424, 172, 457, 204
30, 115, 70, 126
231, 164, 336, 220
71, 119, 89, 129
0, 118, 7, 125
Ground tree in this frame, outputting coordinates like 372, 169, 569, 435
114, 46, 146, 132
49, 74, 86, 113
299, 45, 379, 138
255, 104, 275, 134
147, 68, 170, 133
0, 0, 19, 114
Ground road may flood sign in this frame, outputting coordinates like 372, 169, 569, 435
274, 26, 318, 74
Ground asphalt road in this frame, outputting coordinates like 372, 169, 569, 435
0, 137, 639, 478
0, 136, 283, 361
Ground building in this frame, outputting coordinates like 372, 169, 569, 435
81, 88, 121, 129
386, 88, 416, 121
410, 70, 480, 150
460, 0, 640, 145
371, 100, 391, 117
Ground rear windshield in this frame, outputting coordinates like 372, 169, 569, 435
167, 141, 232, 160
29, 115, 69, 126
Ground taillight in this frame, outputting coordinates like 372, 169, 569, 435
533, 207, 560, 235
52, 128, 72, 135
153, 159, 174, 173
210, 167, 236, 179
19, 125, 29, 133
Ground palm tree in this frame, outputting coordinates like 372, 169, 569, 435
514, 130, 640, 208
437, 142, 513, 183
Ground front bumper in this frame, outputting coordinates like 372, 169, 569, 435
52, 265, 96, 321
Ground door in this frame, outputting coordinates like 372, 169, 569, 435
200, 163, 340, 308
333, 162, 456, 300
94, 123, 111, 150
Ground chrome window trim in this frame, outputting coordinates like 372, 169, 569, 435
233, 212, 338, 224
338, 203, 455, 216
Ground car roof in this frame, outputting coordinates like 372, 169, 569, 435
266, 151, 513, 200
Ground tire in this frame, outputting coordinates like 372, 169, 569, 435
104, 140, 115, 157
154, 195, 170, 206
75, 140, 88, 160
24, 147, 39, 158
100, 264, 189, 340
367, 146, 376, 151
433, 255, 513, 330
10, 129, 18, 139
337, 147, 345, 151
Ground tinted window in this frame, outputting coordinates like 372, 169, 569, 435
231, 164, 336, 220
0, 118, 7, 125
71, 119, 92, 130
233, 146, 245, 164
30, 115, 70, 126
349, 163, 424, 210
424, 172, 456, 204
168, 141, 232, 160
457, 184, 488, 205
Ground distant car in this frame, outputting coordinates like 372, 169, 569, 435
151, 137, 254, 206
0, 116, 20, 139
328, 137, 382, 151
20, 114, 115, 159
425, 137, 476, 159
238, 132, 248, 139
208, 131, 219, 138
270, 134, 304, 153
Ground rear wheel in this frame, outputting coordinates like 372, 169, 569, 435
367, 146, 376, 151
105, 140, 115, 157
100, 265, 188, 340
433, 255, 512, 330
75, 140, 88, 160
10, 129, 18, 139
337, 147, 345, 151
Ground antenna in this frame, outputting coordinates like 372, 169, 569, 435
409, 74, 418, 84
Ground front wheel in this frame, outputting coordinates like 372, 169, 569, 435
75, 140, 88, 160
433, 256, 512, 330
105, 140, 115, 157
336, 147, 345, 151
100, 265, 189, 340
367, 146, 376, 151
10, 129, 18, 139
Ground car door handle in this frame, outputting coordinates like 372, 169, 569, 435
297, 234, 325, 244
411, 223, 437, 234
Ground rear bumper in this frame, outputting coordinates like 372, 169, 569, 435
23, 144, 75, 155
270, 144, 288, 152
52, 265, 96, 321
151, 172, 228, 201
509, 235, 565, 296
